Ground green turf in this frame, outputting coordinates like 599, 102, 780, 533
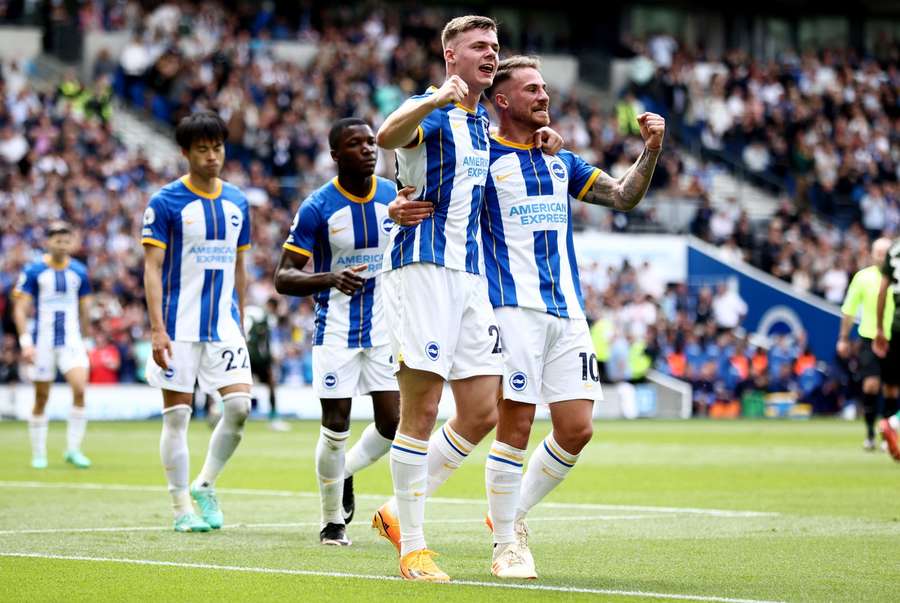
0, 419, 898, 602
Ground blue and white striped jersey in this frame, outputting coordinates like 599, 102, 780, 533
481, 136, 602, 319
14, 256, 90, 347
284, 176, 397, 348
141, 176, 252, 342
386, 88, 491, 275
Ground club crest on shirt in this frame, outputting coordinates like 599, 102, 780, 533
549, 160, 567, 182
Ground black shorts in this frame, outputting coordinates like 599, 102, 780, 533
250, 359, 272, 381
858, 338, 882, 380
884, 331, 900, 386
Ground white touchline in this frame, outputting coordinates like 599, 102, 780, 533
0, 552, 787, 603
0, 515, 666, 536
0, 481, 778, 518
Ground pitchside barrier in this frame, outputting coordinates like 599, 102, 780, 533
0, 374, 692, 421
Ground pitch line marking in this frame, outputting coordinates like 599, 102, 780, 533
0, 515, 666, 536
0, 481, 777, 518
0, 552, 787, 603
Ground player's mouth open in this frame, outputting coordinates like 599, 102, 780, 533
479, 64, 494, 75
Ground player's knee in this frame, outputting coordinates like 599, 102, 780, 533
501, 408, 532, 442
463, 402, 497, 434
223, 394, 251, 425
405, 403, 439, 435
321, 406, 351, 433
374, 415, 398, 440
558, 422, 593, 453
862, 378, 881, 395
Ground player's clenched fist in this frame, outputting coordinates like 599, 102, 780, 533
637, 112, 666, 151
431, 75, 469, 108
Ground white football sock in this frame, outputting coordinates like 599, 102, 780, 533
344, 422, 392, 477
160, 405, 192, 517
517, 432, 580, 518
194, 393, 250, 489
486, 440, 525, 545
316, 425, 350, 526
426, 422, 473, 496
29, 414, 48, 461
67, 406, 87, 452
391, 432, 429, 556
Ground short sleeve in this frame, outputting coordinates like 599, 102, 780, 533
404, 94, 444, 148
561, 150, 602, 201
141, 193, 171, 249
14, 266, 38, 298
238, 200, 252, 251
840, 272, 862, 316
75, 263, 92, 297
283, 197, 322, 258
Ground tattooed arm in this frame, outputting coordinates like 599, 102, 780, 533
581, 112, 665, 211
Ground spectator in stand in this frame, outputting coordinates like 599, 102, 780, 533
712, 281, 747, 333
88, 332, 121, 384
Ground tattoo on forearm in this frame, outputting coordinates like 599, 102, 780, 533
583, 146, 660, 211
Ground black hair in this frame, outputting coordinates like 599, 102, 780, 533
174, 111, 229, 150
328, 118, 370, 151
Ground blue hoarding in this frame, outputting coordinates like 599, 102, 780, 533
687, 238, 841, 361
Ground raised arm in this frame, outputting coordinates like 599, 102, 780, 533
376, 76, 467, 149
581, 113, 665, 211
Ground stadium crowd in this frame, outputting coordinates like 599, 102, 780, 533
625, 33, 900, 230
0, 3, 892, 418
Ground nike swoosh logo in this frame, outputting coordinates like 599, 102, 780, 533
321, 478, 337, 485
330, 226, 348, 235
489, 488, 508, 495
413, 491, 424, 497
494, 173, 515, 182
184, 219, 196, 224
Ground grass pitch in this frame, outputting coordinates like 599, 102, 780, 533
0, 419, 897, 602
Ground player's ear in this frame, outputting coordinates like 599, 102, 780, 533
495, 93, 508, 110
330, 148, 339, 163
444, 46, 455, 65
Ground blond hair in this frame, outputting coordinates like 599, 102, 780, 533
441, 15, 497, 49
486, 55, 542, 99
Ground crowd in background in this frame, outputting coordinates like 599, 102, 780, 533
623, 32, 900, 231
1, 2, 895, 418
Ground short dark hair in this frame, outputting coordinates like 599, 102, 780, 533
328, 118, 370, 151
46, 220, 72, 237
486, 55, 541, 100
174, 111, 229, 150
